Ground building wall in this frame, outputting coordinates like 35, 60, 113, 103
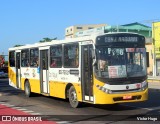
153, 22, 160, 59
75, 26, 105, 37
152, 22, 160, 75
146, 43, 154, 75
65, 24, 106, 38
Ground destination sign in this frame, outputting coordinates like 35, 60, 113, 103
96, 33, 145, 46
104, 36, 138, 43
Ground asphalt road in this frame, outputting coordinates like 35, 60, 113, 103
0, 78, 160, 124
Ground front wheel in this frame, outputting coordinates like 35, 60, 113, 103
24, 81, 32, 97
69, 86, 80, 108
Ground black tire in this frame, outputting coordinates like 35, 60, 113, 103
69, 86, 80, 108
24, 81, 31, 97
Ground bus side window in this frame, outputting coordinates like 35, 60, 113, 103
64, 43, 79, 68
30, 48, 39, 67
10, 58, 15, 67
51, 59, 57, 67
21, 49, 29, 67
9, 51, 15, 67
50, 45, 62, 68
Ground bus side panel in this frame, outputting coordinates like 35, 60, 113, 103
93, 76, 148, 104
20, 67, 41, 93
49, 68, 82, 101
73, 84, 82, 102
21, 78, 41, 94
21, 78, 25, 90
29, 79, 41, 93
49, 81, 82, 101
8, 67, 17, 88
49, 81, 66, 99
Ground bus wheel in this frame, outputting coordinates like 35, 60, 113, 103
69, 86, 80, 108
24, 81, 31, 97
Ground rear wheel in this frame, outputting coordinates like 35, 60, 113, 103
69, 86, 80, 108
24, 81, 31, 97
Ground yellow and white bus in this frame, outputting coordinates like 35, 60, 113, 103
8, 32, 148, 108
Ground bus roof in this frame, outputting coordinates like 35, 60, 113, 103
8, 35, 95, 51
8, 32, 144, 51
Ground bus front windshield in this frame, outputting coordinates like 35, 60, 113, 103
95, 47, 147, 79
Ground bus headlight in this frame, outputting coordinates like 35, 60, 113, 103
141, 81, 148, 91
96, 84, 112, 94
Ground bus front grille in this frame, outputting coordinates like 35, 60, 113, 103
110, 89, 141, 94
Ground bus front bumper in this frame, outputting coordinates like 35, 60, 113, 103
94, 88, 148, 104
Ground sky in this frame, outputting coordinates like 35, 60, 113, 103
0, 0, 160, 55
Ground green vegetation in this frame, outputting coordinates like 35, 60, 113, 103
14, 45, 24, 47
39, 37, 57, 43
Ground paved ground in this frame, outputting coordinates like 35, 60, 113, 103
148, 76, 160, 89
149, 83, 160, 89
0, 78, 160, 124
0, 104, 56, 123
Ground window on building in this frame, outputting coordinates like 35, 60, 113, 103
50, 45, 62, 68
9, 51, 15, 67
77, 27, 82, 29
30, 48, 39, 67
21, 49, 29, 67
88, 27, 93, 29
64, 43, 79, 68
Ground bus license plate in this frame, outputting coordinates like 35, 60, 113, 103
123, 95, 132, 100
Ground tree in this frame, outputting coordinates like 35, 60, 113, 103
39, 37, 57, 43
14, 45, 24, 47
0, 55, 4, 67
43, 37, 51, 42
52, 37, 57, 40
4, 61, 8, 66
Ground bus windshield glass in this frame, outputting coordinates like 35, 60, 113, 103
95, 47, 147, 78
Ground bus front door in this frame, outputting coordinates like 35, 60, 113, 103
40, 49, 49, 94
81, 45, 93, 102
16, 52, 21, 88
